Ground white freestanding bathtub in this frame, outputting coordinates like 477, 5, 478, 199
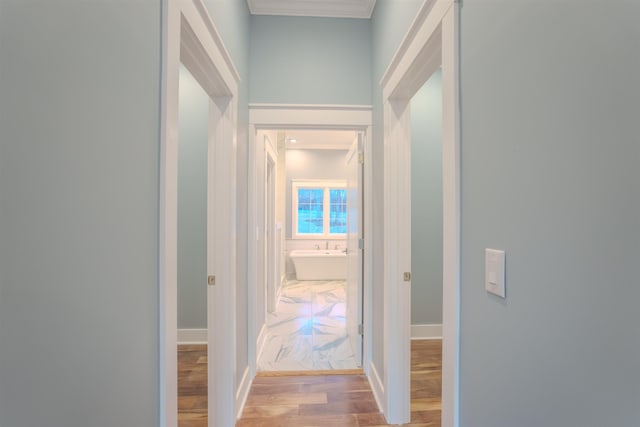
289, 249, 347, 280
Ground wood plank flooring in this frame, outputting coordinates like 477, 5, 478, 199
178, 345, 207, 427
178, 340, 441, 427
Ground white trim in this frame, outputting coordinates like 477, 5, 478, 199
286, 142, 352, 151
380, 0, 438, 94
441, 6, 461, 427
380, 0, 460, 425
411, 324, 443, 340
160, 1, 239, 426
248, 129, 281, 375
247, 0, 376, 19
208, 86, 238, 427
382, 96, 412, 424
235, 366, 252, 421
264, 134, 278, 159
159, 3, 178, 425
249, 104, 372, 129
248, 104, 373, 377
248, 128, 265, 378
250, 103, 372, 110
265, 140, 278, 313
177, 329, 208, 344
362, 128, 373, 375
191, 2, 240, 84
255, 323, 268, 367
368, 361, 385, 414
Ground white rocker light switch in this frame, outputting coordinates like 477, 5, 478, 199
485, 248, 506, 298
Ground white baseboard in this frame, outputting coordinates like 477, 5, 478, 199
411, 324, 443, 340
177, 328, 207, 344
235, 365, 252, 420
276, 280, 283, 305
368, 361, 385, 414
256, 323, 268, 364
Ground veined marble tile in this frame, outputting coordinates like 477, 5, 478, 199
273, 299, 310, 317
257, 279, 358, 372
311, 280, 345, 293
267, 314, 312, 336
312, 334, 357, 370
258, 334, 314, 371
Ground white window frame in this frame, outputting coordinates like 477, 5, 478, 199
292, 179, 346, 239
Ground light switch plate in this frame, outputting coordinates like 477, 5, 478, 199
485, 248, 506, 298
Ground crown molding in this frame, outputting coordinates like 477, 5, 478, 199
248, 0, 376, 19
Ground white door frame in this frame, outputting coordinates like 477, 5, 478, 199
345, 134, 364, 365
160, 1, 239, 426
247, 104, 373, 376
380, 0, 460, 425
248, 130, 277, 368
264, 141, 278, 313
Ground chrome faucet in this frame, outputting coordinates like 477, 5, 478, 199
314, 244, 320, 250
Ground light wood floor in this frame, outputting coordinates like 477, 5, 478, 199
178, 340, 441, 426
178, 345, 207, 427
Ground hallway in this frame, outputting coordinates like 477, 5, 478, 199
178, 340, 441, 426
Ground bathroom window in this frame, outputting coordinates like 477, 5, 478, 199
292, 180, 346, 238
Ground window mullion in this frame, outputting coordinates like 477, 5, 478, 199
323, 187, 330, 238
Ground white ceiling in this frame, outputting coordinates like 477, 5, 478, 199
284, 129, 357, 150
247, 0, 376, 19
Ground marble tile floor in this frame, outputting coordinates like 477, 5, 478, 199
257, 279, 358, 372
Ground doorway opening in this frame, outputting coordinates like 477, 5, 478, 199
408, 67, 444, 424
254, 129, 364, 372
380, 0, 460, 425
247, 105, 373, 380
160, 1, 240, 426
176, 62, 209, 426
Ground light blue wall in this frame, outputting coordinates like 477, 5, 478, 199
285, 149, 350, 238
0, 2, 160, 426
459, 1, 640, 426
202, 0, 251, 387
370, 0, 424, 379
5, 2, 636, 426
250, 15, 372, 105
178, 65, 208, 329
410, 69, 442, 325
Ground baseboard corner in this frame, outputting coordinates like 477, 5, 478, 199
177, 328, 207, 344
410, 324, 442, 340
368, 361, 385, 415
235, 365, 253, 420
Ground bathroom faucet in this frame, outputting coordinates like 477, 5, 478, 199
314, 244, 320, 250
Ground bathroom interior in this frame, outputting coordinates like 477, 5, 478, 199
257, 128, 362, 372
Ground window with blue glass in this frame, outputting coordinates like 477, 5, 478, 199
329, 189, 347, 234
292, 181, 346, 238
297, 188, 324, 234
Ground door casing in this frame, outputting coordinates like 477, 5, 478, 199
379, 0, 461, 425
160, 1, 239, 426
247, 105, 373, 377
345, 134, 364, 365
